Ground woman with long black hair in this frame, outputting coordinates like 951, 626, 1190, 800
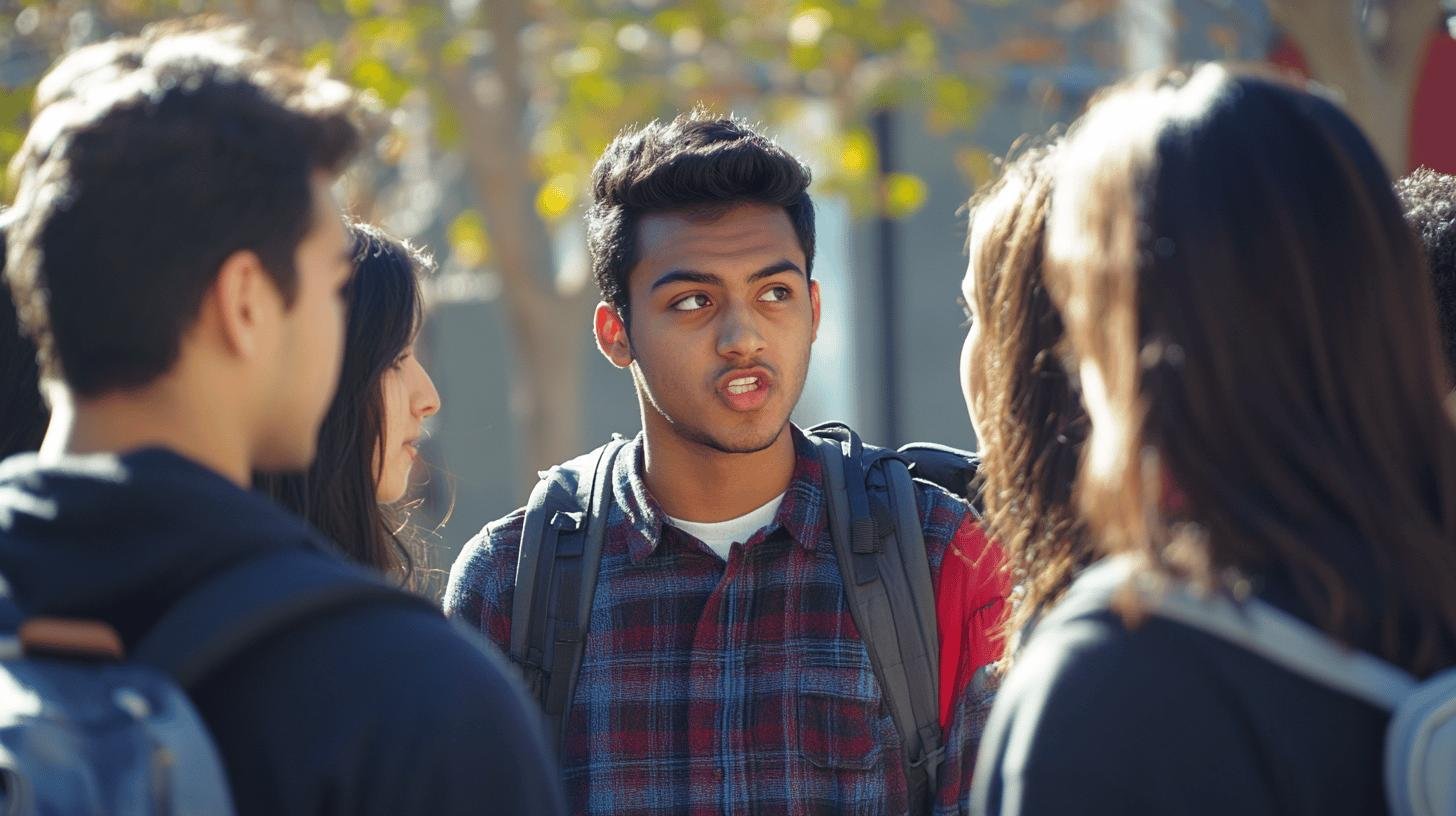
0, 221, 49, 461
258, 221, 440, 586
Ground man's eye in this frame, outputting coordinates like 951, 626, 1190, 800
759, 286, 792, 303
671, 294, 711, 312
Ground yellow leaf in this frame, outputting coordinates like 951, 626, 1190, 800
302, 42, 334, 70
955, 148, 995, 189
535, 173, 578, 221
448, 211, 491, 267
884, 172, 927, 219
839, 129, 876, 179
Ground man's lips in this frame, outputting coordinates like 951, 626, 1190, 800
716, 367, 773, 411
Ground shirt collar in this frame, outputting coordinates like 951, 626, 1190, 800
616, 425, 829, 565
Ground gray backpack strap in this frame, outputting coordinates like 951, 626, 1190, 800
1058, 556, 1456, 816
811, 423, 942, 814
1059, 556, 1415, 708
510, 439, 624, 756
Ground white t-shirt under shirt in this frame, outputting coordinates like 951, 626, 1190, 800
665, 493, 786, 561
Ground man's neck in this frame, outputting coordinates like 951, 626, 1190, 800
641, 423, 796, 524
40, 383, 252, 488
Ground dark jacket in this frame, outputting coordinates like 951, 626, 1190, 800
973, 566, 1394, 816
0, 448, 566, 816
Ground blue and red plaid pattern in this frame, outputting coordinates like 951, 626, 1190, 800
446, 426, 1003, 815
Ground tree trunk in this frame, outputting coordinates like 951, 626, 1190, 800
437, 0, 593, 491
1268, 0, 1439, 176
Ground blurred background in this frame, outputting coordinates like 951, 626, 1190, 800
2, 0, 1454, 589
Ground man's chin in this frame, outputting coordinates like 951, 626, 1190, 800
689, 421, 788, 456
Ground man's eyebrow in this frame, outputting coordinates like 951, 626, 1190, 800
650, 269, 724, 291
748, 260, 805, 282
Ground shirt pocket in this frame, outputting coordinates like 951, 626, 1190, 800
796, 657, 884, 771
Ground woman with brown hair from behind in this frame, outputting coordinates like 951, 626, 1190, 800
959, 142, 1092, 654
973, 64, 1456, 816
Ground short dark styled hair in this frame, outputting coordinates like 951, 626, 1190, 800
6, 23, 360, 397
1395, 167, 1456, 375
586, 111, 815, 323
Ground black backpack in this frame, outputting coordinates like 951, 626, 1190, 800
0, 548, 433, 815
509, 422, 980, 815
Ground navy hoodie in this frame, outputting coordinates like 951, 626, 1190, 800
0, 448, 565, 816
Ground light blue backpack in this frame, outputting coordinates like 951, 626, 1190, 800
1062, 555, 1456, 816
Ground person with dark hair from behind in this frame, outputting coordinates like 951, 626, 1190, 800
974, 64, 1456, 815
257, 221, 440, 586
1395, 167, 1456, 376
956, 142, 1092, 675
0, 216, 48, 459
447, 110, 1007, 815
0, 24, 562, 816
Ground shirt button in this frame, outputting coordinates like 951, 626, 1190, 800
713, 768, 724, 781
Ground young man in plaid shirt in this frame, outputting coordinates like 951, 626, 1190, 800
446, 112, 1006, 815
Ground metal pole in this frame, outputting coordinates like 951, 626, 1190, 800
872, 108, 900, 445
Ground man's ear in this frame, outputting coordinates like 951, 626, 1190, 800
207, 249, 280, 359
809, 279, 822, 341
594, 301, 633, 369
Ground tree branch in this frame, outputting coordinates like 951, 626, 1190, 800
429, 0, 553, 321
1380, 0, 1440, 90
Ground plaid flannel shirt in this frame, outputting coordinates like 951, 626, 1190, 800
445, 426, 1006, 815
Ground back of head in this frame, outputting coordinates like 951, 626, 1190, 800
1395, 167, 1456, 377
6, 22, 359, 397
257, 221, 428, 585
1047, 64, 1456, 674
965, 144, 1091, 640
586, 110, 815, 324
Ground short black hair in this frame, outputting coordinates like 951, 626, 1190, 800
1395, 167, 1456, 375
586, 111, 815, 323
6, 23, 360, 397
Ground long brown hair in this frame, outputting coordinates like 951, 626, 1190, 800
256, 221, 428, 586
1046, 64, 1456, 675
964, 144, 1092, 643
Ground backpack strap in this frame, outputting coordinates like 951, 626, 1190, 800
810, 422, 942, 814
897, 442, 983, 518
510, 438, 625, 754
1054, 555, 1417, 709
133, 547, 434, 691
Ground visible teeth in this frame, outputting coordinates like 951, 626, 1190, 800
726, 377, 759, 395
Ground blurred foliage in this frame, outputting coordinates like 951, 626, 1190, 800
0, 0, 1049, 279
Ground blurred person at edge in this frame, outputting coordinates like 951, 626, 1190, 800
955, 141, 1094, 663
1395, 167, 1456, 379
447, 110, 1009, 815
0, 214, 48, 460
974, 64, 1456, 816
0, 24, 563, 816
257, 221, 441, 588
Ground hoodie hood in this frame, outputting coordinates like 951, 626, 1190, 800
0, 447, 326, 645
